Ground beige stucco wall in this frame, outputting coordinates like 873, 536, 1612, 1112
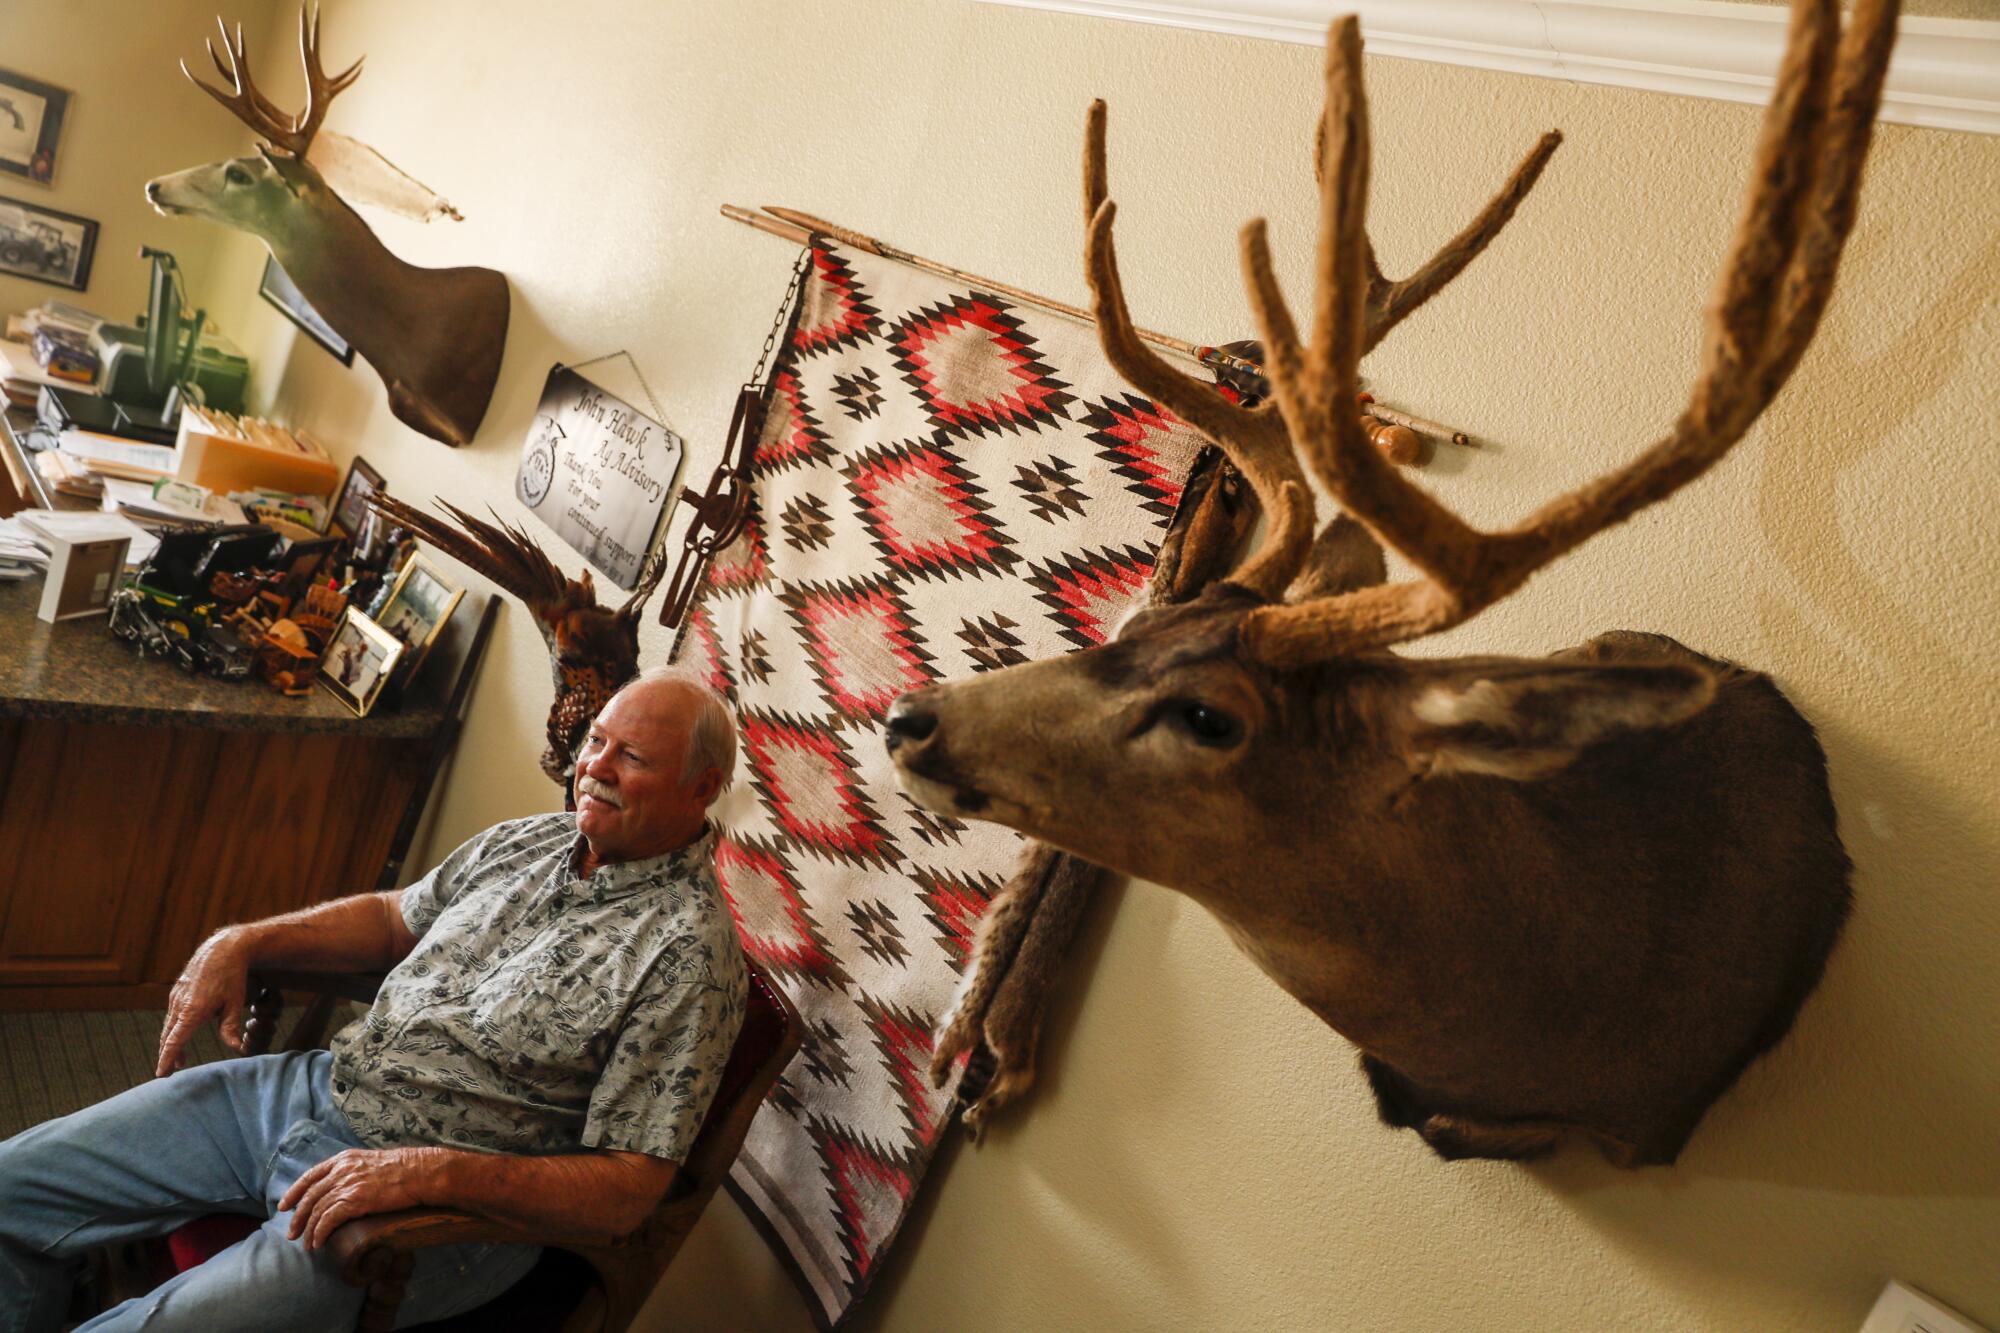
49, 0, 2000, 1328
0, 0, 282, 337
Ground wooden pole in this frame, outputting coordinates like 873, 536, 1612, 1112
746, 205, 1200, 358
719, 203, 1474, 447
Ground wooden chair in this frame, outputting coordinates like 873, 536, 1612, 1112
157, 960, 800, 1333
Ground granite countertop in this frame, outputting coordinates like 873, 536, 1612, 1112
0, 576, 444, 738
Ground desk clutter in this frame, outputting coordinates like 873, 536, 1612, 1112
5, 429, 452, 717
2, 297, 248, 417
0, 269, 469, 715
98, 503, 452, 716
30, 400, 336, 523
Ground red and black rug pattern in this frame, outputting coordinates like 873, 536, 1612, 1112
673, 239, 1207, 1327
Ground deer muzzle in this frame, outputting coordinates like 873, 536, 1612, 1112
143, 166, 213, 217
885, 689, 992, 816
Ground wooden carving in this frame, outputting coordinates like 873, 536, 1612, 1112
887, 0, 1898, 1166
145, 9, 507, 447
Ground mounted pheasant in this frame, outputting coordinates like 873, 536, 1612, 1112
370, 496, 665, 787
145, 7, 508, 447
888, 0, 1898, 1165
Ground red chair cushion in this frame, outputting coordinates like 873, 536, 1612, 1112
165, 1213, 260, 1272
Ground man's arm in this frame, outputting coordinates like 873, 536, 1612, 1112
278, 1145, 678, 1249
155, 890, 419, 1077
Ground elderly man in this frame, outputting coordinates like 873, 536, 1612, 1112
0, 670, 748, 1332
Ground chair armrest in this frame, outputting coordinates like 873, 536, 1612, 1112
326, 1208, 625, 1286
324, 1200, 620, 1280
250, 969, 387, 1006
242, 969, 388, 1055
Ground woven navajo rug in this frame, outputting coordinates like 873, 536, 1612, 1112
673, 238, 1208, 1325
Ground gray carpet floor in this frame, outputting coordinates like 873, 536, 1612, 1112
0, 1008, 337, 1141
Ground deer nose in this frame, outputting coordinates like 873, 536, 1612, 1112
884, 696, 939, 753
144, 181, 160, 202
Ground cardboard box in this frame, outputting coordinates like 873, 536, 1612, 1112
39, 533, 128, 622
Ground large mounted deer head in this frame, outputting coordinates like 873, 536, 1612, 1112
146, 7, 508, 447
887, 0, 1896, 1166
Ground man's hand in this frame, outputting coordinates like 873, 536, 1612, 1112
156, 929, 254, 1077
280, 1147, 446, 1250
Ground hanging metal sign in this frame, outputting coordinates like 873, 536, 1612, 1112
516, 363, 685, 591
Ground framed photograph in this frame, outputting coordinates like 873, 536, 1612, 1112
329, 456, 383, 537
317, 608, 405, 717
0, 195, 96, 291
375, 553, 462, 686
259, 254, 354, 366
277, 534, 342, 594
0, 68, 70, 186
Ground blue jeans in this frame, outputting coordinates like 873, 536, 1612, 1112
0, 1051, 540, 1332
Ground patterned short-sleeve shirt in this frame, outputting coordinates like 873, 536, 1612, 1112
330, 814, 747, 1163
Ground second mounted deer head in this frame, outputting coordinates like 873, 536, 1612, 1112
146, 7, 508, 447
888, 0, 1898, 1166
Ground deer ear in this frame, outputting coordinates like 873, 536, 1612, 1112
1285, 515, 1386, 603
1402, 659, 1717, 782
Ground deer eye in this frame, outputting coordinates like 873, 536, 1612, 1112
224, 164, 253, 187
1175, 702, 1243, 747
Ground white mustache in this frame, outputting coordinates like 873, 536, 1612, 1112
577, 776, 623, 809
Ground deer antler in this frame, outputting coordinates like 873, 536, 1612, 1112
1315, 118, 1563, 356
182, 4, 361, 159
1082, 101, 1314, 600
1241, 0, 1898, 665
1084, 55, 1557, 601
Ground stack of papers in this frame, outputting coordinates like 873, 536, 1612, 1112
0, 516, 45, 580
58, 428, 177, 481
0, 337, 86, 409
34, 447, 103, 501
6, 509, 159, 570
101, 477, 245, 526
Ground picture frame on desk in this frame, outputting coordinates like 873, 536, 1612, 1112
259, 254, 354, 366
0, 68, 70, 187
277, 534, 343, 596
376, 553, 462, 689
0, 193, 95, 291
318, 607, 404, 718
329, 456, 383, 537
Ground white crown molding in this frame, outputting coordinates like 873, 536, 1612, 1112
972, 0, 2000, 136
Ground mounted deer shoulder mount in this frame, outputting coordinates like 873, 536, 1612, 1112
146, 8, 508, 447
887, 0, 1897, 1167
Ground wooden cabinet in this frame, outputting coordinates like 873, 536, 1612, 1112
0, 717, 424, 1005
0, 576, 492, 1011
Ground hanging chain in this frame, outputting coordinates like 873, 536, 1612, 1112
568, 240, 810, 428
654, 240, 818, 630
749, 244, 815, 390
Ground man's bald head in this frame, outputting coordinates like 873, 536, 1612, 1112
572, 669, 738, 863
614, 668, 737, 789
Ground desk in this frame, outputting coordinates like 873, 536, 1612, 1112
0, 575, 490, 1010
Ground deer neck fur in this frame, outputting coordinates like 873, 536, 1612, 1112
257, 187, 444, 364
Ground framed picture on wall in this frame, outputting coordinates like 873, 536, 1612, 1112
0, 68, 70, 186
259, 254, 354, 366
0, 194, 96, 290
